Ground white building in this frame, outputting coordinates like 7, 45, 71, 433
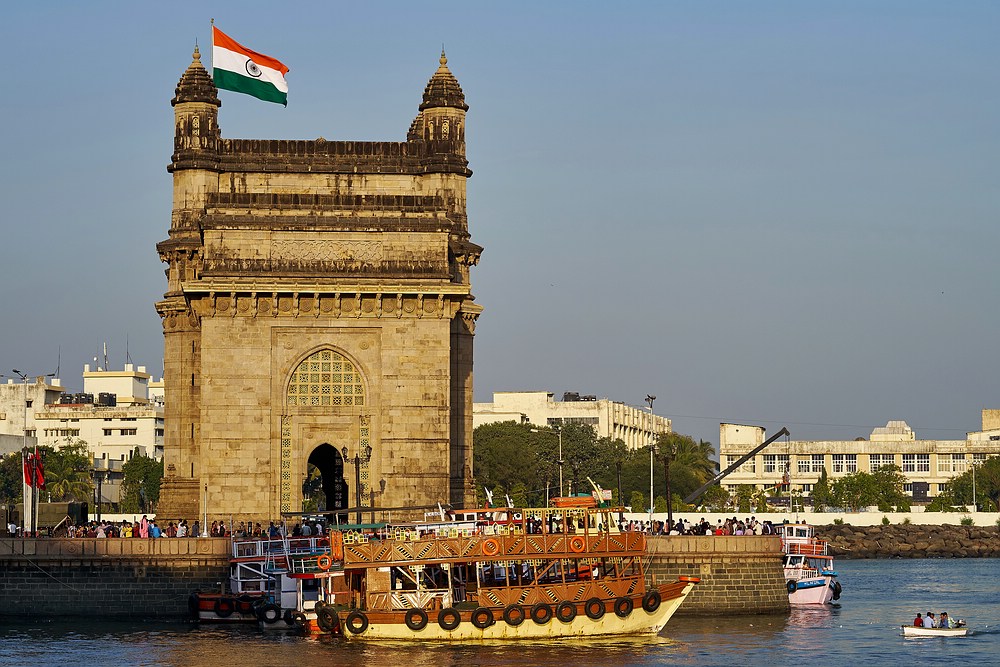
718, 410, 1000, 501
473, 391, 671, 450
0, 375, 63, 454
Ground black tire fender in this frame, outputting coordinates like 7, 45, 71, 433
642, 590, 661, 613
530, 602, 553, 625
214, 598, 235, 619
471, 607, 494, 629
584, 597, 605, 620
345, 610, 369, 634
316, 606, 337, 633
405, 608, 429, 631
614, 596, 633, 618
438, 607, 461, 631
259, 602, 281, 624
503, 604, 525, 626
555, 601, 577, 623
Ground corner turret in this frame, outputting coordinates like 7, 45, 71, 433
408, 51, 468, 153
170, 45, 222, 170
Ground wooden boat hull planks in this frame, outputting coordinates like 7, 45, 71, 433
336, 580, 696, 641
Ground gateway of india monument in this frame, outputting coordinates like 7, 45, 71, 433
155, 47, 482, 523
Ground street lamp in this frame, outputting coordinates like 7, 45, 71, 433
342, 444, 372, 525
532, 426, 564, 497
645, 395, 656, 532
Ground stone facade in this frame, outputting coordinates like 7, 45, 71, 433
0, 538, 229, 618
155, 48, 482, 523
646, 535, 789, 615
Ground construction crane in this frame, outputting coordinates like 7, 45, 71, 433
683, 427, 790, 504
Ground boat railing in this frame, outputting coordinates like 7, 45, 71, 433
340, 530, 645, 566
231, 536, 329, 560
784, 539, 828, 556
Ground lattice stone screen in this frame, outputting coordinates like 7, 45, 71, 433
287, 350, 365, 406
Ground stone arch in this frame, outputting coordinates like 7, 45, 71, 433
305, 443, 348, 518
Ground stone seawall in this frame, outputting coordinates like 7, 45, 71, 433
1, 536, 791, 619
0, 538, 230, 618
818, 524, 1000, 559
647, 536, 790, 615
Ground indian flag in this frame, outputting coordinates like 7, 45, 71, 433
212, 26, 289, 106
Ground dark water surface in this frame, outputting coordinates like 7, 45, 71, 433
3, 559, 998, 666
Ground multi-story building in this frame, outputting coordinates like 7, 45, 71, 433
0, 375, 63, 455
473, 391, 671, 450
718, 410, 1000, 500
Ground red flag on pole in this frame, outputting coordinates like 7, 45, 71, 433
23, 451, 34, 488
34, 447, 45, 490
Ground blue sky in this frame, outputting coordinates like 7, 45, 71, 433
1, 2, 997, 447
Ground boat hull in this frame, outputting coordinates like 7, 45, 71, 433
787, 576, 836, 606
336, 580, 695, 641
902, 625, 968, 637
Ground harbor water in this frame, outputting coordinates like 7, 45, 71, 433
3, 558, 998, 666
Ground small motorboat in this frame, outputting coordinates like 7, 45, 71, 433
901, 624, 968, 637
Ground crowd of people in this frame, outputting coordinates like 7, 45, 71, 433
622, 516, 779, 536
912, 611, 964, 629
59, 517, 325, 539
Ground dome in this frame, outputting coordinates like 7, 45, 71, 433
418, 51, 468, 112
172, 45, 221, 107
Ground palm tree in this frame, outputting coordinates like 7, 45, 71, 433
656, 433, 718, 521
42, 442, 94, 503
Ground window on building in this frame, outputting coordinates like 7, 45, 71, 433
763, 454, 789, 474
902, 454, 930, 473
155, 429, 164, 437
798, 455, 824, 474
121, 417, 136, 422
938, 453, 967, 473
25, 429, 35, 438
903, 483, 913, 493
546, 418, 564, 427
103, 429, 113, 436
869, 454, 894, 470
832, 454, 857, 474
286, 349, 365, 407
727, 455, 755, 474
801, 484, 813, 492
972, 453, 988, 464
26, 400, 33, 408
120, 429, 137, 436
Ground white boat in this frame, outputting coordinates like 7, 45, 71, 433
777, 523, 842, 606
901, 625, 968, 637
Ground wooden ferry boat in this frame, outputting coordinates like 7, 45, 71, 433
321, 504, 698, 640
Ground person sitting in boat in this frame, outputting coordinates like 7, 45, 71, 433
913, 613, 923, 627
925, 612, 936, 628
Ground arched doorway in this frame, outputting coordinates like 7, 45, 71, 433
304, 443, 348, 521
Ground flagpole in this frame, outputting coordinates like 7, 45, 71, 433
21, 449, 30, 538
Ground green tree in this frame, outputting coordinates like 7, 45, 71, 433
653, 495, 667, 513
629, 490, 646, 512
700, 485, 731, 512
596, 436, 630, 508
831, 471, 880, 511
871, 465, 910, 511
810, 469, 833, 512
510, 482, 529, 508
0, 452, 23, 505
119, 449, 164, 513
944, 456, 1000, 510
655, 433, 717, 503
734, 485, 754, 513
43, 440, 93, 502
